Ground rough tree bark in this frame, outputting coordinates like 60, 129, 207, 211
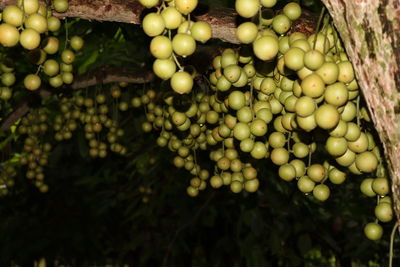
321, 0, 400, 225
0, 0, 316, 42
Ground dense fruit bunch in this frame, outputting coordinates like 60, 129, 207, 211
140, 0, 212, 94
135, 0, 393, 240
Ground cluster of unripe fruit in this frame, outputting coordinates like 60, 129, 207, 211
0, 0, 84, 92
53, 85, 129, 158
139, 185, 153, 204
17, 109, 51, 192
136, 0, 393, 240
139, 0, 212, 95
133, 89, 261, 196
12, 82, 133, 187
0, 165, 16, 196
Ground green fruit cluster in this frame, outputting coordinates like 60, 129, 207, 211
17, 109, 52, 192
53, 84, 131, 158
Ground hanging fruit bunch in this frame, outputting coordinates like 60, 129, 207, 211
0, 0, 86, 190
138, 0, 393, 240
0, 0, 83, 94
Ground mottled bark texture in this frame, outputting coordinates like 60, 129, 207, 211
0, 0, 316, 43
322, 0, 400, 224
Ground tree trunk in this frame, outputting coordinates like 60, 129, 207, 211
322, 0, 400, 225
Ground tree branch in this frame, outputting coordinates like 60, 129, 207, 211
0, 0, 317, 43
0, 102, 29, 132
71, 66, 155, 89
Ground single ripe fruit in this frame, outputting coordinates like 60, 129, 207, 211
236, 22, 258, 44
244, 179, 259, 192
175, 0, 198, 15
191, 21, 212, 43
3, 5, 24, 27
313, 184, 330, 201
260, 0, 276, 8
139, 0, 159, 8
295, 96, 315, 117
375, 202, 393, 223
360, 178, 376, 197
153, 59, 176, 80
235, 0, 259, 18
297, 176, 315, 193
301, 73, 325, 98
253, 36, 279, 61
325, 136, 347, 157
161, 7, 182, 30
25, 14, 48, 34
328, 168, 346, 184
315, 104, 340, 129
70, 36, 84, 51
271, 147, 289, 165
53, 0, 69, 13
23, 0, 39, 14
324, 82, 348, 106
284, 47, 304, 71
307, 164, 326, 183
43, 37, 60, 54
43, 59, 60, 76
338, 61, 355, 83
364, 222, 383, 241
20, 28, 41, 50
47, 16, 61, 32
372, 177, 389, 196
278, 164, 296, 181
150, 36, 173, 59
272, 14, 291, 35
228, 91, 246, 110
172, 33, 196, 57
316, 62, 339, 84
283, 2, 302, 20
142, 13, 165, 37
304, 50, 325, 70
60, 50, 75, 65
1, 72, 16, 86
170, 71, 193, 94
0, 24, 20, 47
355, 151, 378, 173
24, 74, 41, 91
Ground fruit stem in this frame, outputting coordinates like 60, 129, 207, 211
287, 132, 291, 152
389, 222, 399, 267
257, 6, 263, 30
250, 77, 254, 119
313, 6, 325, 50
356, 96, 361, 128
192, 147, 198, 176
307, 144, 312, 167
64, 18, 69, 50
316, 6, 326, 33
172, 53, 184, 71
